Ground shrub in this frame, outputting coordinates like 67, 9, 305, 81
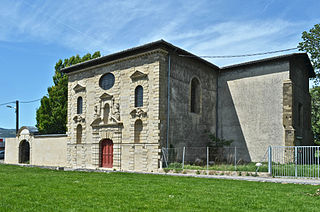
168, 162, 182, 169
163, 168, 170, 173
174, 169, 182, 173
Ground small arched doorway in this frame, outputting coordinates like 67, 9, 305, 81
100, 139, 113, 168
19, 140, 30, 164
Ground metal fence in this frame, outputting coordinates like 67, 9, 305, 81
161, 146, 261, 172
268, 146, 320, 178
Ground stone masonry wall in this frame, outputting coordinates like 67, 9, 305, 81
158, 53, 218, 164
66, 50, 165, 171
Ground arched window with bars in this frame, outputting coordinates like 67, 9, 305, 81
135, 85, 143, 107
77, 96, 83, 114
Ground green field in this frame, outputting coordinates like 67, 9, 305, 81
0, 164, 320, 211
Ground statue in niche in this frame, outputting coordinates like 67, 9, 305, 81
112, 103, 120, 121
94, 101, 102, 117
94, 105, 98, 118
91, 97, 121, 126
103, 103, 110, 124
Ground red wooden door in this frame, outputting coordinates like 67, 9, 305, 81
101, 139, 113, 168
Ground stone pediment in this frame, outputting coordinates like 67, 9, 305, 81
100, 93, 113, 100
73, 84, 86, 92
130, 70, 147, 80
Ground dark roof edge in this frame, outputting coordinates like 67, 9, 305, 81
61, 39, 219, 74
34, 134, 67, 138
221, 53, 315, 78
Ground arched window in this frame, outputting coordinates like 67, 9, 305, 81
77, 97, 83, 114
76, 124, 82, 144
134, 119, 143, 143
190, 78, 200, 113
135, 85, 143, 107
103, 103, 110, 124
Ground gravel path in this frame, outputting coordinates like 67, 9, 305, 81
159, 172, 320, 185
71, 168, 320, 185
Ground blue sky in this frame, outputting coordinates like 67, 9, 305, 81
0, 0, 319, 129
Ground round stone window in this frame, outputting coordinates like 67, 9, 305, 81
99, 73, 115, 90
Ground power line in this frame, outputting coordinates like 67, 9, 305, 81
20, 98, 42, 104
179, 47, 298, 58
0, 101, 16, 107
0, 98, 41, 106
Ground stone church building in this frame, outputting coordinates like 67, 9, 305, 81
5, 40, 315, 172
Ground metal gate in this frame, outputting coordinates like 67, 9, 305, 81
268, 146, 320, 178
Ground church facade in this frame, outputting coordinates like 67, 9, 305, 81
5, 40, 315, 172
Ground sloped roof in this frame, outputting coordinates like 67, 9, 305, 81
61, 40, 315, 78
221, 53, 315, 78
61, 40, 219, 74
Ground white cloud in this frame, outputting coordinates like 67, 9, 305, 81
0, 0, 164, 54
0, 0, 319, 67
141, 17, 319, 66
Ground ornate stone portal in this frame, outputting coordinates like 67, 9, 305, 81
91, 93, 122, 127
90, 93, 123, 169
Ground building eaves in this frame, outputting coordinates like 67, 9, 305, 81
61, 39, 219, 74
221, 53, 315, 78
34, 134, 67, 138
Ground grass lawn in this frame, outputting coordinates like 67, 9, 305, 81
0, 164, 320, 211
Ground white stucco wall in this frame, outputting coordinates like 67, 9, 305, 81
4, 137, 19, 164
4, 132, 67, 167
218, 61, 290, 162
31, 136, 67, 167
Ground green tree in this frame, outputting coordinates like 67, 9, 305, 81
298, 23, 320, 84
298, 23, 320, 144
310, 87, 320, 144
36, 52, 101, 134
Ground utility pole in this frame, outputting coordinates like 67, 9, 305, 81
16, 100, 19, 134
7, 100, 19, 135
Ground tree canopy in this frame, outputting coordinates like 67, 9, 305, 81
310, 87, 320, 144
298, 23, 320, 84
36, 52, 101, 134
298, 23, 320, 144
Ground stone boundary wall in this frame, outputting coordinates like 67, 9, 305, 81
5, 135, 67, 167
4, 138, 19, 164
